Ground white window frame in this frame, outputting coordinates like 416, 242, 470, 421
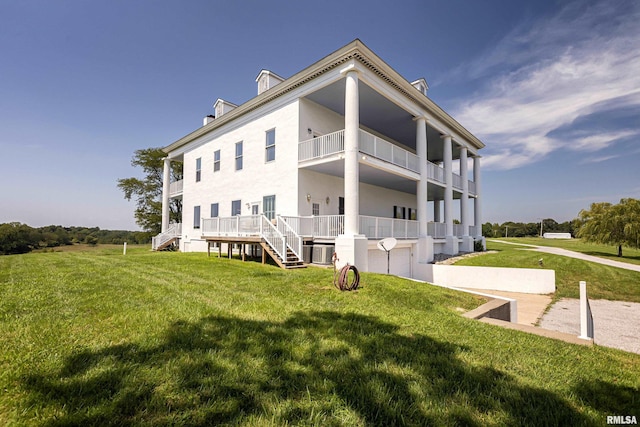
231, 200, 242, 216
213, 150, 220, 172
235, 142, 243, 171
195, 157, 202, 182
265, 128, 275, 162
193, 205, 201, 229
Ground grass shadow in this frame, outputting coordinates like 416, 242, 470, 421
23, 311, 597, 425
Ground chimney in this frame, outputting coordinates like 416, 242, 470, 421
213, 99, 238, 118
203, 115, 215, 126
256, 69, 285, 95
411, 78, 429, 96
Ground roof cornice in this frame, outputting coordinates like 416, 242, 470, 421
164, 39, 484, 154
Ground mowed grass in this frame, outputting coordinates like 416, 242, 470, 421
455, 240, 640, 302
0, 246, 638, 426
493, 237, 640, 266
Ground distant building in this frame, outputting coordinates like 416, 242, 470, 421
154, 39, 485, 279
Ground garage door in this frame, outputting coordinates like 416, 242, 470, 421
368, 247, 412, 277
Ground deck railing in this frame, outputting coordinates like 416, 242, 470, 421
203, 214, 481, 242
358, 215, 419, 239
201, 215, 299, 263
427, 222, 446, 239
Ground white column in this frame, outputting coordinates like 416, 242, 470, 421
460, 146, 469, 236
442, 135, 453, 236
343, 68, 360, 236
416, 117, 428, 237
161, 157, 171, 233
474, 156, 482, 236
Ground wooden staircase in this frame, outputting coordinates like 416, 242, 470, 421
155, 237, 178, 251
260, 242, 306, 269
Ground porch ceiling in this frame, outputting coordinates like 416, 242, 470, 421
305, 80, 460, 162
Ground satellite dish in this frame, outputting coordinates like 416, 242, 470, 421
377, 237, 397, 252
377, 237, 397, 274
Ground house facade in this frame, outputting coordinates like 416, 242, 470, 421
154, 39, 485, 279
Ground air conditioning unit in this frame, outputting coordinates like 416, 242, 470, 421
312, 245, 334, 265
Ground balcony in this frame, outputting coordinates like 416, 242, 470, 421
169, 179, 183, 197
298, 129, 476, 195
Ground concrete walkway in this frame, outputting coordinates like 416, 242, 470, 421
489, 239, 640, 272
464, 289, 551, 326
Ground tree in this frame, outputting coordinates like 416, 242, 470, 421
576, 198, 640, 257
117, 148, 182, 234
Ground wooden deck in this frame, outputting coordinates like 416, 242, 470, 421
203, 236, 305, 269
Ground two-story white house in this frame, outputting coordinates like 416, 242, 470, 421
153, 39, 485, 280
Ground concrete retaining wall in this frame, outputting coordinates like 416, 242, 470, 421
416, 264, 555, 294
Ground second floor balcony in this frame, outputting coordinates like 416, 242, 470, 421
298, 129, 476, 195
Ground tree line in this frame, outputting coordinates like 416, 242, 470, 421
0, 223, 151, 255
482, 218, 576, 238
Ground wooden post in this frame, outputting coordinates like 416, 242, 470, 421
228, 242, 232, 259
262, 246, 266, 264
207, 241, 210, 257
218, 242, 221, 258
242, 244, 246, 261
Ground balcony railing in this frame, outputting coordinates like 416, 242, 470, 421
169, 179, 183, 197
359, 130, 419, 173
298, 130, 345, 161
427, 161, 444, 183
298, 129, 477, 193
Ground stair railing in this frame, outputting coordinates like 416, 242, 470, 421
260, 216, 287, 261
277, 216, 303, 261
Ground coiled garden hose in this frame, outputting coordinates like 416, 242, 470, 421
332, 253, 360, 291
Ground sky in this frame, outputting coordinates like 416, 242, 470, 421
1, 0, 638, 230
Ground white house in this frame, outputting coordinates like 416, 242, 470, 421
153, 39, 485, 280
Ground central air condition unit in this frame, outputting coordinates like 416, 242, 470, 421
312, 245, 334, 265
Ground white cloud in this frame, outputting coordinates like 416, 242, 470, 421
579, 154, 619, 164
452, 0, 640, 170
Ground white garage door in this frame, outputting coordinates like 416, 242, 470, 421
368, 247, 412, 277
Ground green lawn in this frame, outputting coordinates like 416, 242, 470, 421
455, 240, 640, 303
492, 237, 640, 266
1, 246, 638, 425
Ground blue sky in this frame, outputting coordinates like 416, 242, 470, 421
1, 0, 638, 230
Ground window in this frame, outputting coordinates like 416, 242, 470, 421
213, 150, 220, 172
235, 142, 243, 170
394, 205, 406, 219
193, 205, 201, 229
312, 203, 320, 216
338, 197, 345, 215
195, 157, 202, 182
265, 129, 275, 162
210, 203, 219, 218
263, 195, 276, 220
231, 200, 242, 216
